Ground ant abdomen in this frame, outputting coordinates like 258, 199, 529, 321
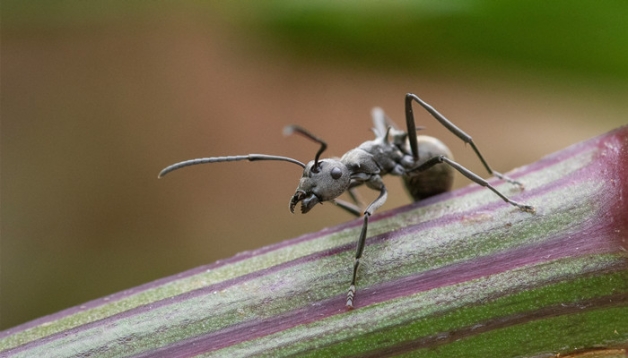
403, 135, 454, 201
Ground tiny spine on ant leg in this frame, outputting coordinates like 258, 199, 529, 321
158, 93, 535, 310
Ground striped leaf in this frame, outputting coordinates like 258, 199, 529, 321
1, 127, 627, 357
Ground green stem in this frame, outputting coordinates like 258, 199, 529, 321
1, 126, 627, 357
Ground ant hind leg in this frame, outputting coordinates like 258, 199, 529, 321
404, 93, 524, 188
409, 156, 534, 213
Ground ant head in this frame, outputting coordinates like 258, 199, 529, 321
284, 125, 350, 213
290, 159, 351, 214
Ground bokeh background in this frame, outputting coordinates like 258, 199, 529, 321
2, 1, 627, 330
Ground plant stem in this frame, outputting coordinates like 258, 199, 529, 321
2, 126, 627, 358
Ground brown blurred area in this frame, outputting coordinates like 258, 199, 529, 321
2, 3, 627, 329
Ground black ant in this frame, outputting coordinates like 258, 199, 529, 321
159, 93, 535, 309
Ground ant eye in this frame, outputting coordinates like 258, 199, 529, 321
330, 167, 343, 179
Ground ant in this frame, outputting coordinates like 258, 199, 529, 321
159, 93, 535, 309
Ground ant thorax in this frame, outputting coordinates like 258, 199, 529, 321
341, 136, 413, 178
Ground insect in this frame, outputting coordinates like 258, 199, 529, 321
159, 93, 535, 309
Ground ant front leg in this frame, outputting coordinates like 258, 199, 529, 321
332, 187, 366, 217
332, 199, 362, 217
346, 177, 388, 309
404, 93, 524, 188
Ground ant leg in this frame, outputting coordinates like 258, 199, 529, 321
371, 107, 389, 138
404, 93, 524, 188
347, 186, 366, 208
331, 184, 367, 217
410, 156, 535, 213
371, 107, 404, 139
332, 199, 361, 217
346, 179, 388, 309
372, 107, 421, 144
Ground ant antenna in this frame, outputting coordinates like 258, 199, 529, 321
284, 125, 327, 173
158, 154, 305, 178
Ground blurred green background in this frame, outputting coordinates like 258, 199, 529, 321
2, 1, 627, 330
